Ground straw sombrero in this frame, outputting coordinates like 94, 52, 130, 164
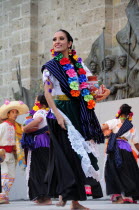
0, 100, 29, 120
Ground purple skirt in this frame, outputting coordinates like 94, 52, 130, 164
117, 139, 132, 152
34, 133, 50, 149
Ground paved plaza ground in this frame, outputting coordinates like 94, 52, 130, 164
1, 199, 139, 210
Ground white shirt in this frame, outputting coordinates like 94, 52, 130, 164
105, 118, 139, 144
0, 122, 16, 146
33, 109, 48, 129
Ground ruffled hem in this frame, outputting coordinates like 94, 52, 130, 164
58, 109, 100, 181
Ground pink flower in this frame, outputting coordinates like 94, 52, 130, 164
19, 100, 24, 105
66, 69, 77, 77
4, 100, 10, 105
79, 82, 88, 90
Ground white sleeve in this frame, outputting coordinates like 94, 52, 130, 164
0, 123, 6, 143
105, 119, 118, 130
42, 69, 50, 84
0, 123, 4, 137
33, 110, 47, 120
81, 62, 92, 77
131, 128, 139, 144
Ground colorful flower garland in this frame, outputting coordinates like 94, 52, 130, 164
51, 49, 96, 109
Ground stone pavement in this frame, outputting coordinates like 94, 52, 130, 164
0, 199, 139, 210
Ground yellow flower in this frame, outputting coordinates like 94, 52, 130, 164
32, 105, 39, 111
73, 55, 78, 61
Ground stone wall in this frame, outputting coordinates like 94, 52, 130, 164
38, 0, 106, 70
0, 0, 38, 105
0, 0, 130, 105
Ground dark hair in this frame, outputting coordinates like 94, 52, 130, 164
8, 109, 19, 114
57, 29, 73, 48
119, 104, 132, 116
37, 94, 48, 108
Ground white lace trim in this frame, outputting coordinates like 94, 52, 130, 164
84, 140, 99, 158
26, 150, 32, 199
58, 109, 100, 181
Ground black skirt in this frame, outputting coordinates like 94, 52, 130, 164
45, 117, 87, 201
53, 100, 103, 199
105, 148, 139, 200
28, 147, 49, 200
85, 152, 103, 198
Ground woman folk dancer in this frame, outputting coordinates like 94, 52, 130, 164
102, 104, 139, 204
41, 29, 110, 210
22, 94, 51, 205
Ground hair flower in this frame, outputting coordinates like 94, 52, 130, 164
50, 49, 55, 56
35, 101, 42, 108
128, 112, 133, 121
79, 74, 87, 83
87, 100, 96, 109
84, 95, 93, 102
66, 69, 77, 77
81, 89, 90, 96
78, 68, 86, 75
60, 57, 70, 65
32, 105, 40, 111
72, 49, 76, 55
129, 112, 133, 117
79, 82, 88, 90
70, 90, 80, 97
70, 81, 79, 90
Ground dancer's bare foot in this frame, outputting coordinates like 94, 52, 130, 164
56, 200, 67, 207
34, 198, 52, 205
0, 197, 9, 204
56, 195, 66, 207
70, 201, 90, 210
41, 199, 52, 205
112, 197, 124, 204
0, 199, 9, 204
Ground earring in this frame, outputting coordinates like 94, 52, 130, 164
50, 49, 55, 56
68, 48, 72, 56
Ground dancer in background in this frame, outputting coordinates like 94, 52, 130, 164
41, 29, 110, 209
0, 100, 28, 204
102, 104, 139, 204
22, 94, 51, 205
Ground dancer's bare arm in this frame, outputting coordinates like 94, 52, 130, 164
44, 81, 66, 130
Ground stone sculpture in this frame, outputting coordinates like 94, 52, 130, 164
98, 55, 117, 101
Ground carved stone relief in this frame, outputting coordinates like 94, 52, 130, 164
84, 0, 139, 101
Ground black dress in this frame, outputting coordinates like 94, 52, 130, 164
105, 145, 139, 200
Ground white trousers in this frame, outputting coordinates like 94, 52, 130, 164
0, 152, 16, 201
